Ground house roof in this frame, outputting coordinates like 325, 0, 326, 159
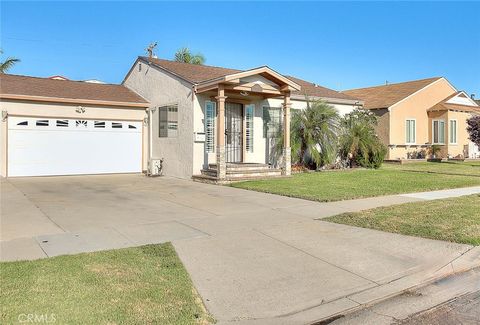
0, 73, 149, 108
428, 91, 480, 114
140, 57, 357, 102
286, 76, 358, 101
342, 77, 443, 109
140, 56, 241, 84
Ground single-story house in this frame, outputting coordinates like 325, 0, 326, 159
0, 57, 360, 180
0, 74, 149, 177
124, 57, 360, 181
343, 77, 480, 160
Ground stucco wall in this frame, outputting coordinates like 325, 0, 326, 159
123, 60, 195, 179
447, 110, 473, 158
0, 99, 147, 177
389, 78, 456, 146
386, 78, 457, 159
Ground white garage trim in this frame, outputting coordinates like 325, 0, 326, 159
7, 116, 143, 177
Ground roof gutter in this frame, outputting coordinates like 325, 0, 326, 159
0, 94, 150, 108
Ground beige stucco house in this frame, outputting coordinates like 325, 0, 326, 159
123, 57, 360, 181
0, 57, 360, 180
343, 77, 480, 160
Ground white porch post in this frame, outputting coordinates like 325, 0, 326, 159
282, 92, 291, 176
216, 84, 227, 180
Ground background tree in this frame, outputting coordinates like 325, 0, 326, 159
467, 115, 480, 147
339, 108, 386, 168
0, 49, 20, 73
276, 99, 340, 169
174, 47, 205, 65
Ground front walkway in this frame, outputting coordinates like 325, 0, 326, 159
1, 175, 479, 324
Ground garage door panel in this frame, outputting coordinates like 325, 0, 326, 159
8, 117, 142, 177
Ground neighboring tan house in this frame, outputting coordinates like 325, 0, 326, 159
343, 77, 480, 160
0, 74, 149, 177
123, 57, 360, 181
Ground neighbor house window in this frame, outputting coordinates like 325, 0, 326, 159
205, 101, 216, 153
433, 120, 445, 144
449, 120, 457, 144
406, 119, 416, 144
159, 104, 178, 137
263, 106, 282, 138
245, 104, 254, 152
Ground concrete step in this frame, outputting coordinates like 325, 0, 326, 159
208, 163, 272, 171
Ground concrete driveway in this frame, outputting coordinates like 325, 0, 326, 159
1, 175, 479, 324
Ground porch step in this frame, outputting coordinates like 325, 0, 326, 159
208, 163, 272, 171
194, 164, 283, 183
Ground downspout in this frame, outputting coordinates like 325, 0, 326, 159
147, 106, 156, 174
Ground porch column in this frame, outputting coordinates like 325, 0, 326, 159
216, 84, 227, 180
282, 92, 291, 176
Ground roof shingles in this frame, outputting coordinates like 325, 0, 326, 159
342, 77, 442, 109
0, 74, 148, 106
142, 57, 357, 101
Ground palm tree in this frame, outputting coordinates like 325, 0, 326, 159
174, 47, 205, 65
339, 109, 386, 168
276, 99, 340, 168
0, 49, 20, 73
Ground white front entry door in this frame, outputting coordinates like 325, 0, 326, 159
8, 117, 142, 177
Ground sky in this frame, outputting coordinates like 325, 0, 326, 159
1, 1, 479, 95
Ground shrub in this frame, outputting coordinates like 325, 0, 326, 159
339, 109, 386, 169
467, 115, 480, 147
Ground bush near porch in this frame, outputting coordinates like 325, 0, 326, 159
231, 161, 480, 202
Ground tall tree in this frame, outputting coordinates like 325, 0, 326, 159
174, 47, 205, 65
0, 49, 20, 73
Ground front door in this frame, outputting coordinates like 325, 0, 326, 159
225, 102, 243, 163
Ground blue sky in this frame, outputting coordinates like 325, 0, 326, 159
1, 1, 479, 94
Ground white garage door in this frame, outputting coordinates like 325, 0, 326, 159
8, 117, 142, 177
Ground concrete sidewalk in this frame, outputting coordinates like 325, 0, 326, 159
1, 175, 479, 324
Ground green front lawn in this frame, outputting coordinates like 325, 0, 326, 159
325, 194, 480, 245
0, 243, 212, 325
231, 162, 480, 202
383, 160, 480, 177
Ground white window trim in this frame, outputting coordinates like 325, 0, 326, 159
432, 119, 446, 145
245, 104, 255, 153
405, 118, 416, 145
449, 119, 458, 145
205, 100, 216, 153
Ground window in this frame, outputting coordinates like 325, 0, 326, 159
159, 104, 178, 137
94, 121, 106, 128
75, 120, 87, 128
406, 119, 416, 144
263, 106, 282, 138
245, 104, 254, 152
112, 122, 122, 129
56, 120, 69, 127
433, 120, 445, 144
36, 120, 49, 127
449, 120, 457, 144
205, 101, 216, 153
